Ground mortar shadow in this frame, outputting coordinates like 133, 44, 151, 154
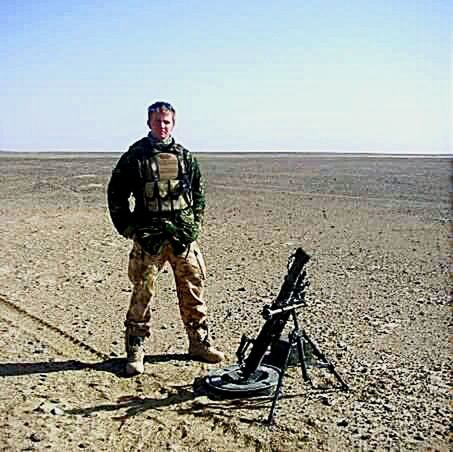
0, 353, 190, 378
65, 384, 197, 418
65, 379, 275, 422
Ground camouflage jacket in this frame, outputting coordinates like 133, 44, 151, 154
107, 137, 206, 254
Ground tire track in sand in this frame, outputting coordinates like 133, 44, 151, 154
0, 293, 109, 361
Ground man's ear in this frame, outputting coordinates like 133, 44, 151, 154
146, 118, 151, 129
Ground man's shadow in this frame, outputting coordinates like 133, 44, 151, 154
0, 355, 271, 422
0, 353, 190, 378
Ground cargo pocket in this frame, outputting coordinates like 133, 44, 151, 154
192, 243, 207, 280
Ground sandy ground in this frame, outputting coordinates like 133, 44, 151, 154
0, 152, 450, 451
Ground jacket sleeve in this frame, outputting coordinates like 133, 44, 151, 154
190, 155, 206, 225
107, 151, 134, 237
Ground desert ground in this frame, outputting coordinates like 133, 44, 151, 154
0, 152, 450, 451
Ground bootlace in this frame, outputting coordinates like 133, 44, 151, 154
128, 336, 144, 360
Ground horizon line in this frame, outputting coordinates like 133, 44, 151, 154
0, 148, 451, 156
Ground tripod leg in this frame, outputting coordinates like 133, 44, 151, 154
291, 310, 311, 384
302, 332, 349, 390
266, 336, 292, 425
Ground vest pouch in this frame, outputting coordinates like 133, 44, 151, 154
144, 181, 156, 197
157, 180, 180, 199
163, 180, 189, 211
144, 181, 159, 212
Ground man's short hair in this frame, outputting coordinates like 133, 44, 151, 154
147, 101, 176, 118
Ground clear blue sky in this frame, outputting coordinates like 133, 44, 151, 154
1, 0, 451, 153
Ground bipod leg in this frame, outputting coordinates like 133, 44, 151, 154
265, 330, 294, 426
301, 332, 349, 391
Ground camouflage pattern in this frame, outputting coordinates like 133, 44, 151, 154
107, 137, 205, 255
125, 240, 208, 338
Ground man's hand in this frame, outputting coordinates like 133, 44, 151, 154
162, 220, 178, 236
123, 224, 136, 239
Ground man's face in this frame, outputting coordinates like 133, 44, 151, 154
147, 110, 175, 141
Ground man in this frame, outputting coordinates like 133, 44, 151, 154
107, 101, 224, 376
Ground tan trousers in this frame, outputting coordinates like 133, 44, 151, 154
125, 240, 208, 337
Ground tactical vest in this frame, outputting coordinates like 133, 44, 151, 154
141, 148, 193, 214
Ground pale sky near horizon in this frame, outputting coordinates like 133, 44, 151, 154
1, 0, 451, 154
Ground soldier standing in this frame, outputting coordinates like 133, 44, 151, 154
107, 101, 224, 375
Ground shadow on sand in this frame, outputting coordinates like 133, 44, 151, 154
65, 384, 198, 419
0, 353, 190, 378
1, 356, 338, 423
64, 378, 277, 423
63, 376, 332, 424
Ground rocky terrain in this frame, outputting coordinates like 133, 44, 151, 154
0, 152, 450, 451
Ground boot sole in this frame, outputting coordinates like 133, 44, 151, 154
189, 353, 224, 364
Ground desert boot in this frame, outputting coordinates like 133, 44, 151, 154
125, 334, 145, 375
